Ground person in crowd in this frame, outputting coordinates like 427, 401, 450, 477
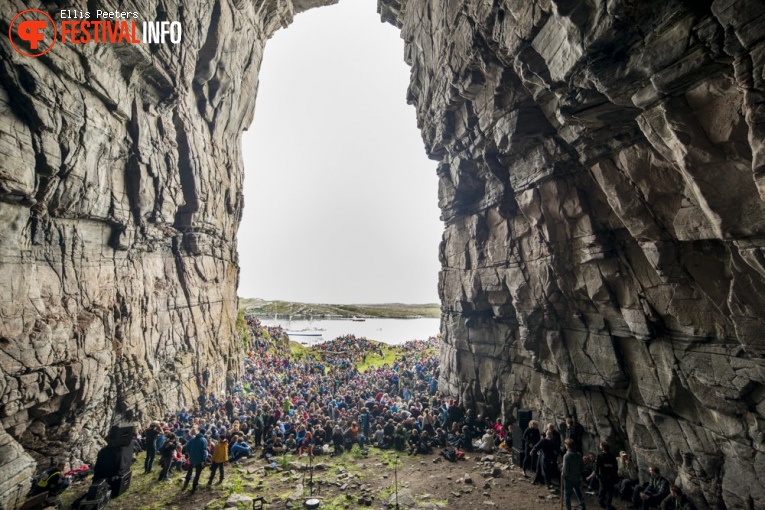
230, 437, 252, 461
170, 444, 185, 474
564, 415, 585, 453
157, 431, 178, 481
416, 431, 433, 455
208, 437, 228, 485
285, 434, 298, 453
183, 428, 208, 492
300, 427, 314, 457
584, 452, 599, 494
30, 461, 69, 497
660, 485, 697, 510
457, 425, 473, 452
479, 428, 496, 453
143, 421, 161, 474
393, 424, 408, 452
562, 439, 587, 510
531, 428, 559, 488
630, 466, 670, 510
617, 450, 639, 500
595, 441, 619, 510
407, 428, 421, 455
372, 424, 385, 448
331, 426, 345, 456
522, 420, 542, 477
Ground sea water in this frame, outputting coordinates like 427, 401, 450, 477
259, 317, 440, 346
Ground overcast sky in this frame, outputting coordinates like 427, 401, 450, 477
237, 0, 443, 305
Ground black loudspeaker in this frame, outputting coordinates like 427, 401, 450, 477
108, 470, 131, 497
117, 445, 133, 475
108, 423, 134, 447
93, 445, 133, 480
518, 409, 532, 431
78, 479, 111, 510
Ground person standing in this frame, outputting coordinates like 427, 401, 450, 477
522, 420, 542, 477
157, 431, 178, 481
183, 429, 208, 493
596, 441, 618, 510
532, 429, 559, 488
207, 438, 228, 485
143, 422, 160, 473
225, 397, 235, 423
562, 438, 587, 510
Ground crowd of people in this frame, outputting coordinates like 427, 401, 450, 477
518, 418, 697, 510
130, 325, 453, 492
117, 321, 698, 509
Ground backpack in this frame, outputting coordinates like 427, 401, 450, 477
441, 448, 457, 462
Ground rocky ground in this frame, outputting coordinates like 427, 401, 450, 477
57, 447, 635, 510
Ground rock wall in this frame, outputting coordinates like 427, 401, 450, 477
1, 0, 764, 509
385, 1, 764, 508
0, 0, 338, 507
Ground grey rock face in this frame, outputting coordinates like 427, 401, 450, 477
1, 1, 763, 509
0, 0, 335, 506
403, 1, 765, 509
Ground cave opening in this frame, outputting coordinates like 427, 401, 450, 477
237, 1, 442, 306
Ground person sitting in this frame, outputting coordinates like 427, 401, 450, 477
343, 426, 355, 452
617, 451, 639, 500
630, 466, 670, 510
407, 429, 420, 455
285, 434, 298, 453
433, 428, 448, 448
416, 431, 433, 455
372, 424, 385, 448
299, 428, 314, 457
30, 461, 69, 497
457, 426, 473, 452
331, 426, 345, 456
660, 485, 697, 510
393, 424, 408, 452
230, 437, 252, 461
478, 429, 496, 453
170, 446, 185, 474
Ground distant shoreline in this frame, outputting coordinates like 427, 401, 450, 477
238, 297, 441, 319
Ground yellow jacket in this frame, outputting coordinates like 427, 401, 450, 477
212, 441, 228, 463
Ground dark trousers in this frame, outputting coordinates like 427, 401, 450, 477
184, 463, 204, 490
599, 479, 615, 508
144, 447, 156, 473
535, 455, 557, 485
631, 485, 663, 510
157, 458, 172, 481
208, 462, 224, 483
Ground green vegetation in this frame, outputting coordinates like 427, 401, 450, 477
238, 297, 440, 319
235, 309, 250, 347
288, 341, 310, 359
356, 344, 398, 373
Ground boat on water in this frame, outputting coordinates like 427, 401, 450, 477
286, 331, 323, 337
351, 316, 366, 322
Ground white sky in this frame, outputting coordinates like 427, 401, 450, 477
237, 0, 443, 305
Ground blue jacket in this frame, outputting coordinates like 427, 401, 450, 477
186, 433, 208, 465
230, 441, 251, 457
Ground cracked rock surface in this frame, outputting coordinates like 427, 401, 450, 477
1, 1, 764, 509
